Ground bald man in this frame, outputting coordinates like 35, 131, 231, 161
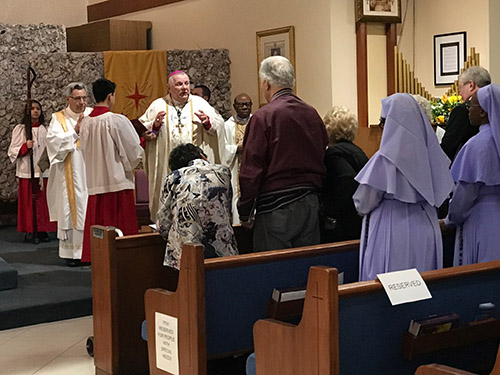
221, 93, 253, 224
139, 71, 224, 221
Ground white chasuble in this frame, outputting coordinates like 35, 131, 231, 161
140, 94, 222, 221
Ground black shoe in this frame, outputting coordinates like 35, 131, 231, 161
24, 233, 32, 243
39, 232, 50, 242
66, 259, 81, 267
33, 236, 40, 244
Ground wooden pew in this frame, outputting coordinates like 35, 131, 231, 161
253, 261, 500, 375
91, 226, 359, 375
143, 241, 360, 375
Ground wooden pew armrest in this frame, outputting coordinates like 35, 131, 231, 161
415, 364, 477, 375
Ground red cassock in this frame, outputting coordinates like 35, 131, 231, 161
81, 189, 138, 262
17, 178, 57, 233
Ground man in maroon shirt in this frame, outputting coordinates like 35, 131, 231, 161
238, 56, 328, 251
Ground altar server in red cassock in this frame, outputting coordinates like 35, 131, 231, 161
8, 100, 57, 243
80, 78, 143, 263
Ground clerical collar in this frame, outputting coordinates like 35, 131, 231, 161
89, 106, 110, 117
271, 88, 293, 101
235, 115, 250, 124
65, 106, 84, 120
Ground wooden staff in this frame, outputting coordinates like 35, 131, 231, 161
25, 66, 38, 243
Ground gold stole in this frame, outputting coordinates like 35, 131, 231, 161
55, 111, 79, 228
165, 99, 195, 153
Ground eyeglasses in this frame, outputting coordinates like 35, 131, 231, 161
69, 96, 88, 102
235, 102, 252, 107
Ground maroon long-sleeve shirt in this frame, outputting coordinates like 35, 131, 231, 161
237, 90, 328, 221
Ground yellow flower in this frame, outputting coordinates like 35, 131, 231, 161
449, 95, 458, 104
441, 94, 449, 103
436, 115, 445, 124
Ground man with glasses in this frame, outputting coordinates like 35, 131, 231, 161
221, 93, 253, 224
46, 82, 91, 266
441, 66, 491, 163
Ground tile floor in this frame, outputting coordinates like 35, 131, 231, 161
0, 316, 94, 375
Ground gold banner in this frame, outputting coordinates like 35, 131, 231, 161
103, 50, 167, 119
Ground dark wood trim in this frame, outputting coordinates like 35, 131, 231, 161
87, 0, 185, 22
356, 22, 368, 128
386, 23, 397, 96
205, 240, 360, 270
339, 260, 500, 298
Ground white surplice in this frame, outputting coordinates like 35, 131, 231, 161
79, 111, 143, 195
46, 106, 91, 259
139, 94, 223, 221
8, 124, 49, 179
221, 115, 250, 225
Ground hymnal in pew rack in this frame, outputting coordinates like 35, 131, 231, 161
408, 313, 460, 337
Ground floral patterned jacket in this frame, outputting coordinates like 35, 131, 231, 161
156, 158, 238, 269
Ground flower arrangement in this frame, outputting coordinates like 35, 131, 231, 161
431, 93, 463, 125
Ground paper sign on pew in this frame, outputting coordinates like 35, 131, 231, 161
155, 312, 179, 374
377, 268, 432, 306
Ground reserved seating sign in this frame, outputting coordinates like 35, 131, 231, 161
155, 312, 179, 374
377, 268, 432, 305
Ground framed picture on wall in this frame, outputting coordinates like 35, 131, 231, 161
355, 0, 401, 23
256, 26, 295, 106
434, 31, 467, 86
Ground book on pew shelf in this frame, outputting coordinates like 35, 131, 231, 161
408, 313, 460, 337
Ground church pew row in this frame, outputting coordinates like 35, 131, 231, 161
253, 261, 500, 375
90, 226, 360, 375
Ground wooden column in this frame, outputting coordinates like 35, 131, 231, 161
386, 23, 397, 96
356, 22, 368, 128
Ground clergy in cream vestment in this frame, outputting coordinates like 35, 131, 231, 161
139, 71, 223, 221
46, 83, 91, 261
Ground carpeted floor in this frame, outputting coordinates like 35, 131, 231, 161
0, 226, 92, 330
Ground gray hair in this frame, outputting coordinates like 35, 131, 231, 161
412, 94, 432, 122
259, 56, 295, 88
459, 66, 491, 88
323, 105, 358, 144
63, 82, 88, 97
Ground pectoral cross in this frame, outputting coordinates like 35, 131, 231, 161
174, 106, 183, 132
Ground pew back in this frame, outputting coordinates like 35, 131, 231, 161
254, 261, 500, 375
91, 226, 359, 375
145, 240, 360, 375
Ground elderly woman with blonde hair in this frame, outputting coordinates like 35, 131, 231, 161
321, 105, 368, 243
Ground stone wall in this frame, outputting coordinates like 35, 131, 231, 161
168, 49, 232, 119
0, 23, 104, 201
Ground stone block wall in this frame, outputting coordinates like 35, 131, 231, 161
168, 49, 232, 119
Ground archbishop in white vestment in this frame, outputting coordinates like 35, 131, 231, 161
139, 93, 223, 221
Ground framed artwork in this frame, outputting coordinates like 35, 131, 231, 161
355, 0, 401, 23
256, 26, 295, 106
434, 31, 467, 86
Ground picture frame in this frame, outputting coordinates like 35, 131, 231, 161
433, 31, 467, 86
256, 26, 296, 106
355, 0, 401, 23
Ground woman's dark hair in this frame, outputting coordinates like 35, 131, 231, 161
21, 99, 45, 126
169, 143, 203, 171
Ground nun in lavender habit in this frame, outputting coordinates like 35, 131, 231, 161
446, 84, 500, 266
353, 93, 454, 281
